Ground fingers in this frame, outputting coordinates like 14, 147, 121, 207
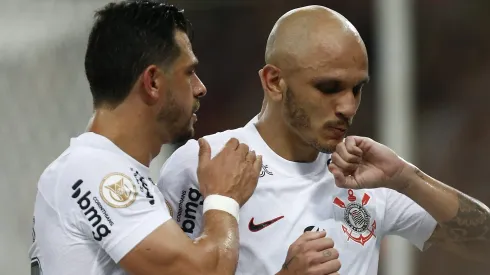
331, 152, 357, 175
253, 155, 263, 175
304, 237, 334, 252
328, 163, 362, 189
296, 231, 327, 243
338, 137, 362, 162
328, 163, 346, 185
245, 150, 257, 163
224, 137, 240, 151
236, 143, 250, 159
197, 138, 211, 164
310, 247, 339, 265
309, 258, 341, 275
330, 136, 364, 176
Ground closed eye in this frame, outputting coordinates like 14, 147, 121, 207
315, 80, 341, 94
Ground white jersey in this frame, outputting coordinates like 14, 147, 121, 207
158, 117, 437, 275
29, 133, 171, 275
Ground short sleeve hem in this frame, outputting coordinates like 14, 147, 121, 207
410, 212, 437, 251
107, 211, 171, 263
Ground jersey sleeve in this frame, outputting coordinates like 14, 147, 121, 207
158, 140, 203, 239
383, 188, 438, 250
61, 152, 171, 263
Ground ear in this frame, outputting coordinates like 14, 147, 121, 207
140, 65, 166, 105
259, 64, 286, 102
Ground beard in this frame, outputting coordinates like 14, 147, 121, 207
156, 91, 196, 145
284, 88, 342, 154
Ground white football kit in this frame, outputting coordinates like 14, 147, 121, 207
29, 133, 171, 275
158, 117, 437, 275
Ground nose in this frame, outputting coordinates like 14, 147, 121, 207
193, 74, 207, 98
335, 89, 359, 121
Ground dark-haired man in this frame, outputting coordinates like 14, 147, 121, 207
28, 1, 262, 275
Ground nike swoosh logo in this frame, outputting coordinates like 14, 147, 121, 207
248, 216, 284, 232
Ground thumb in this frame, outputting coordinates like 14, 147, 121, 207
198, 138, 211, 164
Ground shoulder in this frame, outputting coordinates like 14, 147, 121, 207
52, 146, 138, 206
158, 127, 250, 190
164, 126, 250, 168
67, 146, 134, 179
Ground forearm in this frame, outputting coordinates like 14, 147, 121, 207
398, 163, 490, 260
193, 211, 239, 274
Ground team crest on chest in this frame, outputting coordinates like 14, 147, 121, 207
333, 189, 376, 246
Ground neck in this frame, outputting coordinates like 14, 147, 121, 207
87, 105, 160, 167
256, 108, 319, 163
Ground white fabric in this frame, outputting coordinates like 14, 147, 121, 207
158, 116, 437, 275
29, 133, 171, 275
203, 195, 240, 222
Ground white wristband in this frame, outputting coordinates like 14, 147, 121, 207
203, 195, 240, 222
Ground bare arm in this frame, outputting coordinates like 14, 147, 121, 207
120, 211, 239, 275
120, 138, 261, 275
399, 165, 490, 261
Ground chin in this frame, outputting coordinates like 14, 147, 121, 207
314, 139, 342, 154
171, 127, 194, 145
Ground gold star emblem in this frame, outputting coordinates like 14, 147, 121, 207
105, 178, 131, 202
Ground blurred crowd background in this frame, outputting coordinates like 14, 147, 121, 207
1, 0, 489, 274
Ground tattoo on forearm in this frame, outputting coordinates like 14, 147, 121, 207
415, 169, 490, 257
282, 255, 296, 270
437, 193, 490, 243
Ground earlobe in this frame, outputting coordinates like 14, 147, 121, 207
260, 64, 284, 102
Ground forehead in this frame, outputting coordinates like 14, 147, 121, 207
294, 36, 369, 82
173, 31, 196, 64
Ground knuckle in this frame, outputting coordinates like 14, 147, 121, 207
305, 254, 315, 267
297, 243, 307, 253
330, 248, 339, 259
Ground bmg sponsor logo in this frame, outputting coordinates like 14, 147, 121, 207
72, 180, 112, 241
177, 187, 203, 234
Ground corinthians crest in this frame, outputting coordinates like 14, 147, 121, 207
333, 189, 376, 246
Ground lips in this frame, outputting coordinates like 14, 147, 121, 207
328, 126, 347, 137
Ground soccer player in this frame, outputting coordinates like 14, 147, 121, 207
28, 1, 262, 275
158, 5, 490, 275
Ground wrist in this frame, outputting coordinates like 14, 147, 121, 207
203, 195, 240, 222
392, 159, 418, 194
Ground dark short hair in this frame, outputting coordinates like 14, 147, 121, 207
84, 0, 192, 108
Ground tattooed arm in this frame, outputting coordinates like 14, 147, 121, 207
327, 136, 490, 261
398, 165, 490, 261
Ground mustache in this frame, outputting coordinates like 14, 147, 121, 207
324, 119, 351, 129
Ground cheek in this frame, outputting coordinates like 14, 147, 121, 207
307, 98, 334, 123
173, 82, 194, 108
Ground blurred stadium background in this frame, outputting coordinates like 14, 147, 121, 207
1, 0, 490, 274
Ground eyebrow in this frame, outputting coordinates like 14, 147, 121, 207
187, 58, 199, 70
311, 75, 370, 87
